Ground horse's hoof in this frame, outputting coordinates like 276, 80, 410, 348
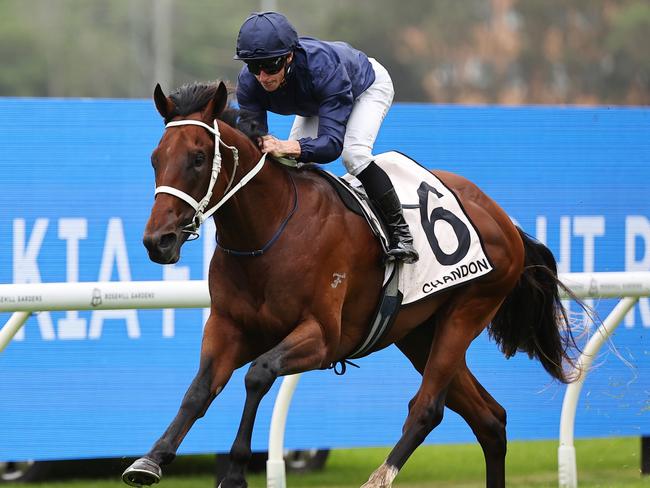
122, 457, 162, 486
218, 476, 248, 488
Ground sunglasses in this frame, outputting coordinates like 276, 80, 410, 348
246, 56, 287, 76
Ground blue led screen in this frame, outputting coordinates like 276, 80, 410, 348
0, 98, 648, 460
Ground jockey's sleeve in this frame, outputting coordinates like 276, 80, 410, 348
236, 79, 269, 135
296, 63, 354, 164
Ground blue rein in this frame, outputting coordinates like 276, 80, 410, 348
217, 172, 298, 257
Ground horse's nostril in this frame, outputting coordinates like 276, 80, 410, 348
143, 234, 156, 251
159, 233, 177, 250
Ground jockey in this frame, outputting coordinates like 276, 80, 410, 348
234, 11, 418, 264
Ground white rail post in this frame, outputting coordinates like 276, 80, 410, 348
557, 296, 639, 488
267, 373, 301, 488
0, 311, 31, 353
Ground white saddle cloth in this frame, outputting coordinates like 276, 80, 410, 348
342, 151, 493, 305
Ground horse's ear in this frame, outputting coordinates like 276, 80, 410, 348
205, 81, 228, 120
153, 83, 175, 120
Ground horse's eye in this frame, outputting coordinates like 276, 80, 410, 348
193, 152, 206, 167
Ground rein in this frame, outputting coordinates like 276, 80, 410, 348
155, 119, 266, 239
218, 172, 298, 257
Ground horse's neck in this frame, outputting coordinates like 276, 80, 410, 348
213, 127, 293, 251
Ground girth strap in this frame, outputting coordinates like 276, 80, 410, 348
348, 263, 403, 360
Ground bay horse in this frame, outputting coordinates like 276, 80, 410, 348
122, 81, 576, 488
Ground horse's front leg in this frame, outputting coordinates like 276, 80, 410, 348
220, 318, 328, 488
122, 316, 249, 487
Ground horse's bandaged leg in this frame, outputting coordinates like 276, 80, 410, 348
361, 462, 399, 488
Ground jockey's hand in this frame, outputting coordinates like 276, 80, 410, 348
258, 135, 301, 159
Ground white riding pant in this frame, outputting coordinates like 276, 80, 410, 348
288, 58, 394, 176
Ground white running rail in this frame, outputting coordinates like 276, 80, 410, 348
556, 272, 650, 488
1, 272, 649, 488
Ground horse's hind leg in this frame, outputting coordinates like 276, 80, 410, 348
221, 318, 328, 488
362, 290, 504, 488
122, 316, 245, 487
446, 366, 507, 487
395, 325, 507, 488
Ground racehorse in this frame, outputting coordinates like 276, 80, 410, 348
122, 80, 577, 488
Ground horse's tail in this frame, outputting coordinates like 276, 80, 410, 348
489, 227, 580, 383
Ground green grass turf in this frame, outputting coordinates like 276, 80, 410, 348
4, 437, 647, 488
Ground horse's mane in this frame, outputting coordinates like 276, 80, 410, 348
167, 81, 266, 142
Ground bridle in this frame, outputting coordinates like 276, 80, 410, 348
154, 118, 267, 239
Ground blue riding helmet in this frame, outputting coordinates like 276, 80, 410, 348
234, 11, 298, 60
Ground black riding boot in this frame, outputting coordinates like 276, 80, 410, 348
357, 162, 419, 264
371, 188, 419, 263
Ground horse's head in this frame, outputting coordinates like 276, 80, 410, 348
143, 81, 230, 264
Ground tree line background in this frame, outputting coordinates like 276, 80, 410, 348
0, 0, 648, 104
